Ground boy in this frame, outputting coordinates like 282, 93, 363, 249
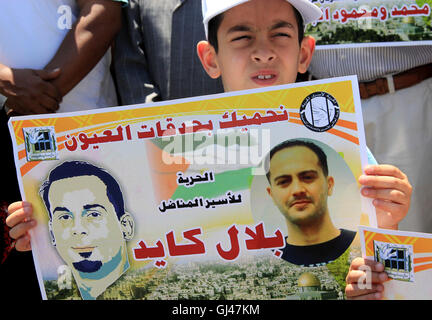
195, 0, 412, 299
8, 0, 412, 300
197, 0, 318, 92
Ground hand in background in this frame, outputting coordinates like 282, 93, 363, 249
0, 66, 61, 115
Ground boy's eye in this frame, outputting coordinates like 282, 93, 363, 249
273, 32, 291, 38
231, 34, 251, 42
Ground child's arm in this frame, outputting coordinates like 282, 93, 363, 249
6, 201, 36, 251
346, 164, 412, 299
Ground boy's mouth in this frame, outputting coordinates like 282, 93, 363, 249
251, 71, 278, 86
257, 75, 274, 80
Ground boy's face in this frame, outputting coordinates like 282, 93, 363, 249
198, 0, 315, 92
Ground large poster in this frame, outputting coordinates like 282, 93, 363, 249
307, 0, 432, 48
9, 76, 375, 300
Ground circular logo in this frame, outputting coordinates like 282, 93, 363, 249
300, 92, 340, 132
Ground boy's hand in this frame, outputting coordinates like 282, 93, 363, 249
6, 201, 36, 251
345, 258, 387, 300
359, 164, 412, 230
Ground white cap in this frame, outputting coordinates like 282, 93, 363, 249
202, 0, 323, 39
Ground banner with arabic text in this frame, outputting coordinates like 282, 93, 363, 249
9, 76, 374, 300
307, 0, 432, 48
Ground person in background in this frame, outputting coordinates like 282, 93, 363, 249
307, 18, 431, 301
0, 0, 127, 299
309, 46, 432, 236
113, 0, 224, 105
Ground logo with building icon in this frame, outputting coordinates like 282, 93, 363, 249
23, 126, 58, 161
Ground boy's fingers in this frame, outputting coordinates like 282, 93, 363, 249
7, 201, 32, 216
349, 258, 384, 272
14, 235, 32, 252
346, 259, 388, 285
361, 188, 408, 204
359, 175, 411, 193
373, 199, 407, 215
346, 284, 383, 300
364, 164, 407, 180
347, 292, 382, 300
8, 220, 36, 240
346, 269, 388, 284
345, 283, 383, 296
6, 207, 32, 228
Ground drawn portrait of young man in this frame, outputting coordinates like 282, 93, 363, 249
40, 160, 134, 299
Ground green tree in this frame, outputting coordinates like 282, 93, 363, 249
326, 249, 351, 295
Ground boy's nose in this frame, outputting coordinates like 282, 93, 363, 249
251, 42, 276, 63
252, 51, 275, 63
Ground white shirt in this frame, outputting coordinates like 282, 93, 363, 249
309, 46, 432, 81
0, 0, 118, 112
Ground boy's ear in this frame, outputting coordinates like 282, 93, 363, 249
197, 40, 221, 79
297, 35, 316, 74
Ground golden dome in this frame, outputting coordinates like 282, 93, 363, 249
298, 272, 321, 287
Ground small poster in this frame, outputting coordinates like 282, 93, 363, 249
359, 226, 432, 299
8, 76, 375, 300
